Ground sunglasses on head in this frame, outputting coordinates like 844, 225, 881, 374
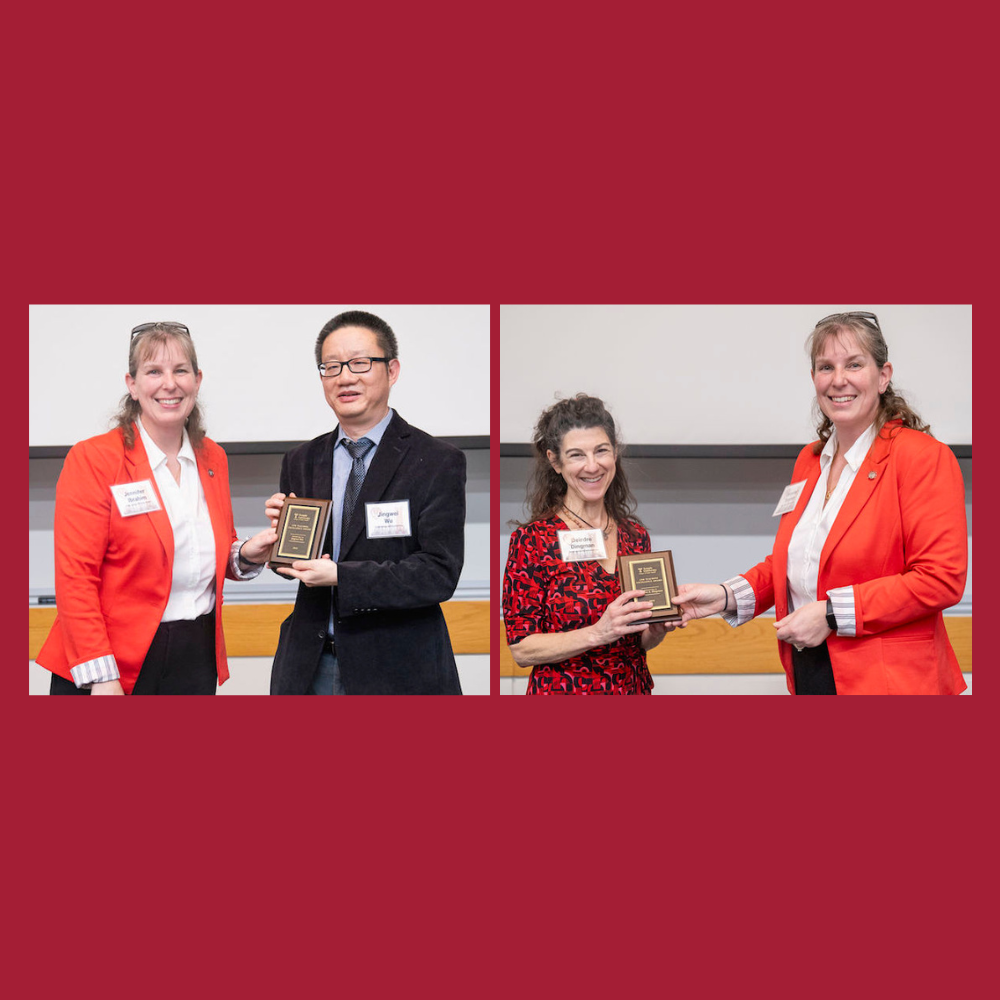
130, 321, 190, 341
814, 311, 881, 333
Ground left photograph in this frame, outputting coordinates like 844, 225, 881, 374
29, 305, 490, 695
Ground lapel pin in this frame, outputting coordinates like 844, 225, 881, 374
208, 470, 215, 477
868, 471, 876, 480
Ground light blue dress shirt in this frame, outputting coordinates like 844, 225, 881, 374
327, 408, 394, 635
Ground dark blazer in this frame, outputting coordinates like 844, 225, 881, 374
270, 411, 466, 694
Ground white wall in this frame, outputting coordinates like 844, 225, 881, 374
499, 305, 972, 444
30, 304, 489, 446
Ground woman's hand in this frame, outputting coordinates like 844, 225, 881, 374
91, 680, 125, 695
673, 583, 731, 624
773, 601, 831, 650
507, 591, 656, 668
276, 554, 338, 587
265, 492, 295, 529
588, 590, 654, 646
239, 527, 279, 565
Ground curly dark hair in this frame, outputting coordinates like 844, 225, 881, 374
807, 313, 931, 454
513, 393, 643, 539
112, 324, 206, 451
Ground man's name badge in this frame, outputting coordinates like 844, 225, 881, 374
557, 528, 608, 562
365, 500, 412, 538
772, 480, 807, 517
110, 480, 162, 517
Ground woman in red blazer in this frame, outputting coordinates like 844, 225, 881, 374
674, 311, 968, 695
37, 321, 276, 695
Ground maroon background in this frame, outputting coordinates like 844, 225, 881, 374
10, 1, 986, 996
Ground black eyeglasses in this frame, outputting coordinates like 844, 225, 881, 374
317, 357, 389, 378
814, 311, 881, 333
131, 321, 191, 340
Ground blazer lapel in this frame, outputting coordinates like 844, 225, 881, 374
309, 432, 336, 555
772, 455, 823, 598
311, 433, 336, 500
820, 426, 894, 571
196, 447, 228, 567
339, 416, 410, 556
123, 430, 174, 567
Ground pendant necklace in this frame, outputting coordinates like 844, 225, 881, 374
563, 504, 612, 538
826, 449, 840, 503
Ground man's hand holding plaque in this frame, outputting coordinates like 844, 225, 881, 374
268, 495, 333, 569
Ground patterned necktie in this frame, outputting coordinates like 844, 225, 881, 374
341, 436, 375, 533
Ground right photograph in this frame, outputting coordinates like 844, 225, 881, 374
498, 305, 972, 695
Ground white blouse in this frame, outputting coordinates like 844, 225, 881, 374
723, 424, 876, 638
137, 418, 218, 621
71, 420, 263, 687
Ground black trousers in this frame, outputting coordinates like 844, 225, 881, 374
49, 612, 218, 695
791, 641, 837, 695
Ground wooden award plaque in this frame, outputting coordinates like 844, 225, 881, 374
268, 497, 332, 568
617, 550, 683, 623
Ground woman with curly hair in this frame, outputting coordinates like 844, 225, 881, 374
502, 394, 678, 694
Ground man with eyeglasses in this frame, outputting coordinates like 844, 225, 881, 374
267, 310, 465, 694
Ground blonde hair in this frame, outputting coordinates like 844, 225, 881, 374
807, 313, 930, 453
113, 324, 206, 450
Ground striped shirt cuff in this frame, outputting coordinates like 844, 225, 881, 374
230, 540, 265, 581
826, 585, 857, 637
70, 654, 120, 688
722, 576, 755, 627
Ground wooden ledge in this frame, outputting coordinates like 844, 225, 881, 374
29, 600, 490, 660
500, 617, 971, 676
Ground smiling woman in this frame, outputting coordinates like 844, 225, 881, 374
35, 322, 277, 696
674, 311, 968, 695
502, 394, 681, 695
124, 340, 204, 461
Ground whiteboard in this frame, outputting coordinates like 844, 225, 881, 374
499, 305, 971, 445
29, 304, 489, 447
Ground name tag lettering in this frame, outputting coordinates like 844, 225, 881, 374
110, 480, 162, 517
557, 529, 608, 562
772, 480, 807, 517
365, 500, 412, 538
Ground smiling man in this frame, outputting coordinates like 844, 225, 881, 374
267, 310, 466, 694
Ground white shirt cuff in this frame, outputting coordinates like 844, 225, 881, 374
70, 654, 120, 688
722, 576, 755, 627
826, 585, 857, 637
230, 540, 265, 580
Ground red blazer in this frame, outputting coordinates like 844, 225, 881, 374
742, 422, 968, 695
37, 426, 239, 693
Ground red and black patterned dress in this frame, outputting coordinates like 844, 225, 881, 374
502, 517, 654, 695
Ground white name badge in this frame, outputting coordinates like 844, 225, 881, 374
557, 528, 608, 562
772, 480, 808, 517
110, 480, 162, 517
365, 500, 412, 538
